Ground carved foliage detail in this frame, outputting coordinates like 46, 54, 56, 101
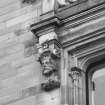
69, 67, 82, 81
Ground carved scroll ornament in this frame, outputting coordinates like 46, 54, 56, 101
69, 67, 81, 81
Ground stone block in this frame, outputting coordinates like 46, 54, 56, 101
0, 63, 17, 80
35, 89, 60, 105
6, 10, 39, 28
0, 1, 20, 16
0, 51, 24, 67
6, 96, 36, 105
0, 5, 32, 23
0, 0, 16, 8
11, 55, 35, 69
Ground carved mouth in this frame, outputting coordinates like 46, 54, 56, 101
43, 67, 54, 76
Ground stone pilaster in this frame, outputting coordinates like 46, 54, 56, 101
69, 67, 82, 105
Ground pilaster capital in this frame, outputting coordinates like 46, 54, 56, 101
69, 67, 82, 81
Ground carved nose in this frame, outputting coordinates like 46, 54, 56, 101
43, 61, 49, 68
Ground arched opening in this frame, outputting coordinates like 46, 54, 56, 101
92, 68, 105, 105
86, 59, 105, 105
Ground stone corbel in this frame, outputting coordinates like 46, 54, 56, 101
36, 31, 61, 91
30, 12, 61, 91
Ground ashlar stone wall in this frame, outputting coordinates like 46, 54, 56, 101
0, 0, 60, 105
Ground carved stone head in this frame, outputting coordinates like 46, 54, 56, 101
39, 50, 59, 76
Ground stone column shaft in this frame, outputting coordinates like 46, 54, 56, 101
73, 74, 79, 105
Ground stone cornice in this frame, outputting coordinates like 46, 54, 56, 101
55, 0, 87, 18
30, 0, 105, 50
56, 0, 105, 21
30, 15, 61, 37
30, 1, 105, 34
62, 2, 105, 27
30, 1, 105, 30
59, 3, 105, 48
62, 27, 105, 48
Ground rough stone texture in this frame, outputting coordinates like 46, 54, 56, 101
0, 0, 60, 105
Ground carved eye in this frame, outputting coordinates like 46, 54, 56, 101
43, 43, 49, 49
